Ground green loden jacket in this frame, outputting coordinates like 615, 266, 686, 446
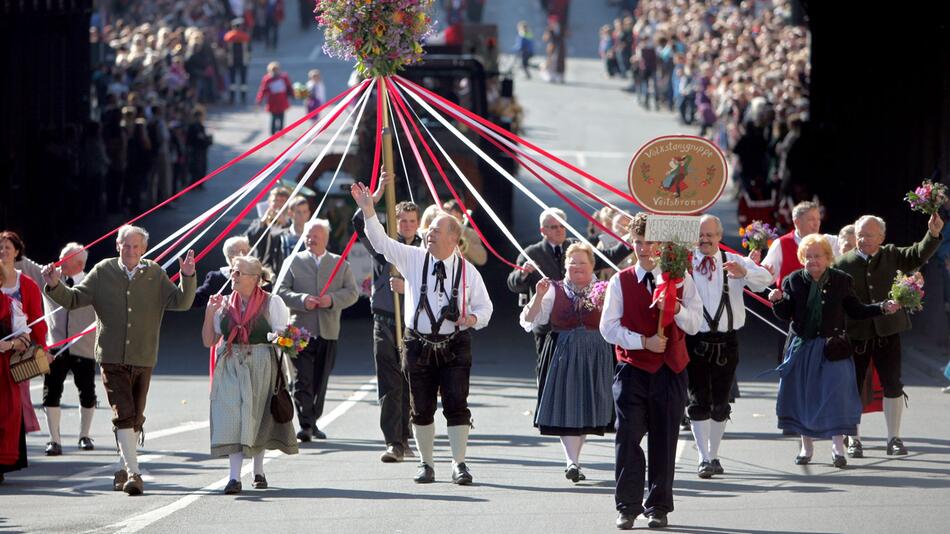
833, 230, 941, 340
45, 258, 196, 367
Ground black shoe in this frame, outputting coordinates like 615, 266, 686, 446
697, 461, 715, 479
123, 473, 144, 496
832, 454, 847, 468
794, 454, 812, 465
403, 444, 416, 458
296, 429, 312, 442
252, 474, 268, 489
782, 429, 798, 436
565, 463, 581, 483
710, 459, 724, 475
847, 438, 863, 458
616, 512, 637, 530
45, 442, 62, 456
78, 437, 95, 451
224, 479, 242, 494
312, 427, 327, 440
380, 444, 404, 463
452, 463, 473, 485
887, 437, 908, 456
113, 469, 128, 491
647, 514, 668, 528
413, 463, 435, 484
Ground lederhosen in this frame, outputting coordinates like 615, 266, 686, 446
686, 251, 739, 422
403, 254, 472, 427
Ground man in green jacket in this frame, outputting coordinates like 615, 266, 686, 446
42, 225, 196, 496
834, 213, 943, 457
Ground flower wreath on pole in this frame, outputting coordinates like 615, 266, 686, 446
316, 0, 436, 78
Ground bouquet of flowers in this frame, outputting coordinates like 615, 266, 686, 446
293, 82, 310, 100
267, 325, 311, 358
657, 241, 693, 280
316, 0, 435, 77
904, 179, 949, 215
573, 280, 609, 311
889, 270, 924, 314
739, 220, 779, 252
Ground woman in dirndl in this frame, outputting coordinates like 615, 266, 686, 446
201, 256, 298, 495
769, 234, 899, 468
0, 291, 32, 483
520, 243, 614, 483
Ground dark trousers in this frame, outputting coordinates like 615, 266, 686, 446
405, 330, 472, 427
100, 364, 152, 432
613, 363, 687, 516
293, 336, 337, 430
373, 317, 411, 445
270, 113, 285, 135
853, 334, 903, 398
43, 351, 97, 408
685, 332, 738, 422
228, 64, 248, 102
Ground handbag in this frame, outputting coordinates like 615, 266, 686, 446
824, 331, 853, 361
9, 344, 51, 383
269, 352, 294, 423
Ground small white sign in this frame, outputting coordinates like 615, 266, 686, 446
645, 214, 701, 243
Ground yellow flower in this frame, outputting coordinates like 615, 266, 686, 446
739, 227, 746, 236
413, 42, 423, 54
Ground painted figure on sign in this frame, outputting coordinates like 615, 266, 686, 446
661, 155, 692, 198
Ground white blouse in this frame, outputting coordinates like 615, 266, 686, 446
212, 294, 291, 338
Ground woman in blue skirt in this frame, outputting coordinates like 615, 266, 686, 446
521, 243, 614, 483
769, 234, 899, 468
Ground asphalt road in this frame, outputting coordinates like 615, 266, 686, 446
3, 2, 949, 533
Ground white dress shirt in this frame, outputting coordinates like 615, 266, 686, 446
599, 263, 703, 350
691, 250, 772, 333
519, 285, 556, 332
117, 258, 147, 280
761, 231, 840, 279
364, 214, 493, 335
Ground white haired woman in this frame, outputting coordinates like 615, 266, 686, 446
201, 256, 298, 494
521, 242, 614, 483
769, 235, 899, 468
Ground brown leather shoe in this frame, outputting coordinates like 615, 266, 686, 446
113, 469, 128, 491
380, 444, 404, 463
123, 473, 144, 496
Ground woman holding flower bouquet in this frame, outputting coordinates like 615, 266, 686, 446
769, 235, 899, 468
202, 256, 298, 495
521, 243, 614, 484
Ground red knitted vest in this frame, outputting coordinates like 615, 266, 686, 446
777, 232, 803, 284
614, 267, 689, 373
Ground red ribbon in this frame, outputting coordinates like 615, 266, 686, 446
651, 272, 683, 329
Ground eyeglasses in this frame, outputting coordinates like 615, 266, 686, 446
231, 270, 258, 277
543, 224, 565, 230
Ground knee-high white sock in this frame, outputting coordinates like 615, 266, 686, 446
560, 435, 583, 467
413, 423, 436, 466
80, 407, 95, 439
883, 396, 904, 440
45, 406, 62, 444
447, 425, 470, 466
229, 453, 244, 480
831, 435, 846, 456
799, 436, 814, 457
708, 419, 727, 460
252, 451, 265, 476
690, 419, 711, 462
116, 429, 140, 474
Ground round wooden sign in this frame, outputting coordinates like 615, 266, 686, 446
627, 135, 728, 214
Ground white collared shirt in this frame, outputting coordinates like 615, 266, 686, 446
364, 214, 493, 335
690, 250, 772, 332
761, 231, 840, 279
118, 258, 147, 280
50, 271, 86, 342
310, 250, 327, 271
599, 262, 703, 350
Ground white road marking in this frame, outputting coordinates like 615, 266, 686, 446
96, 378, 378, 534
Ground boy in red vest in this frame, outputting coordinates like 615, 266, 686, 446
600, 213, 703, 530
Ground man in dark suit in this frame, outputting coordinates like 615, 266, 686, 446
833, 212, 943, 457
278, 219, 359, 442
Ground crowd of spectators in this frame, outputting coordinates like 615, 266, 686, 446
599, 0, 811, 232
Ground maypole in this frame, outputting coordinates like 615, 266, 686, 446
378, 78, 404, 349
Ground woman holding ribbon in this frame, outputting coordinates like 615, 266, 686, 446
521, 242, 614, 483
0, 289, 32, 483
201, 256, 298, 495
769, 234, 899, 468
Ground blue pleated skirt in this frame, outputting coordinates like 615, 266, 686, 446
535, 328, 615, 436
776, 336, 862, 438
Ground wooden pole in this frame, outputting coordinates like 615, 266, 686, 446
378, 76, 403, 351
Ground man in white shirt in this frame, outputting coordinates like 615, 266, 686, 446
600, 213, 703, 530
351, 182, 493, 486
687, 215, 771, 479
760, 200, 840, 285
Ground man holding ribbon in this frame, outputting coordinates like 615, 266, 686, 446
688, 215, 771, 478
351, 181, 493, 486
42, 225, 196, 496
600, 212, 702, 530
